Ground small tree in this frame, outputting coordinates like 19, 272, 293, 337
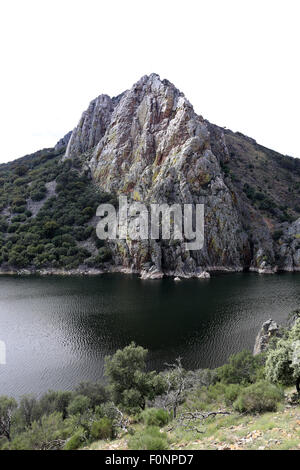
157, 358, 187, 419
104, 342, 165, 412
38, 390, 72, 420
265, 319, 300, 393
19, 394, 38, 427
0, 396, 18, 440
75, 382, 109, 410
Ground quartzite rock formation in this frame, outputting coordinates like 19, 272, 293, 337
62, 74, 300, 278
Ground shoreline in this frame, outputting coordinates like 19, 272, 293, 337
0, 265, 300, 279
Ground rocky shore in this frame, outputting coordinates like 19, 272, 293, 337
253, 319, 282, 355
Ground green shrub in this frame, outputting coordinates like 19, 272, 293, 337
74, 382, 109, 410
9, 412, 66, 450
265, 318, 300, 389
64, 430, 85, 450
224, 384, 243, 405
90, 417, 113, 440
128, 426, 168, 450
7, 223, 20, 233
67, 395, 91, 416
233, 380, 283, 414
205, 382, 227, 403
141, 408, 170, 427
98, 246, 112, 262
217, 350, 263, 385
37, 390, 72, 420
12, 205, 27, 213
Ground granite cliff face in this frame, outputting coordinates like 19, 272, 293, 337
63, 73, 300, 278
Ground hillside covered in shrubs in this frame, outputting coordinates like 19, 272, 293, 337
0, 314, 299, 451
0, 143, 115, 272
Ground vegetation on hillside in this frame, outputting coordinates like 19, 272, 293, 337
0, 148, 114, 270
0, 316, 299, 451
222, 131, 300, 224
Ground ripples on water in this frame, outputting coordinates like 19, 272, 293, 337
0, 273, 299, 397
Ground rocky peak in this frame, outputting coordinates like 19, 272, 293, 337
64, 73, 198, 164
65, 94, 118, 159
89, 73, 211, 196
58, 73, 300, 277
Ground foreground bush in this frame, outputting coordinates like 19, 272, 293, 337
67, 395, 91, 416
233, 380, 284, 413
64, 430, 85, 450
90, 418, 113, 440
224, 384, 243, 405
128, 426, 168, 450
7, 412, 67, 450
141, 408, 170, 427
265, 318, 300, 392
217, 350, 263, 385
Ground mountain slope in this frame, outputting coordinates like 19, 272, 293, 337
1, 74, 300, 275
0, 144, 114, 272
89, 398, 300, 451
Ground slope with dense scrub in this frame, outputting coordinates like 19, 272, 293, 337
0, 144, 114, 272
89, 393, 300, 451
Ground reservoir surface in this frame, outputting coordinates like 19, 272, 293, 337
0, 272, 299, 397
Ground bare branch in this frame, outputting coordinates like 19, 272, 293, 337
167, 410, 230, 433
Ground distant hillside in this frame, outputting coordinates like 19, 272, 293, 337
1, 74, 300, 275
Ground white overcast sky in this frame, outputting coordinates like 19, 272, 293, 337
0, 0, 299, 163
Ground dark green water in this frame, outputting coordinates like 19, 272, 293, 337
0, 273, 299, 397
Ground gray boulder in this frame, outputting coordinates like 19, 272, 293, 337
253, 319, 281, 355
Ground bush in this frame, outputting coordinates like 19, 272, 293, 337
74, 382, 109, 410
98, 246, 112, 262
233, 380, 283, 414
8, 412, 66, 450
217, 350, 263, 385
224, 384, 243, 405
67, 395, 91, 416
265, 318, 300, 390
64, 430, 85, 450
90, 418, 113, 440
128, 426, 168, 450
141, 408, 170, 427
37, 390, 72, 420
7, 223, 20, 233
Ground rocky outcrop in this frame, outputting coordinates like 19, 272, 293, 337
63, 73, 300, 278
65, 94, 121, 159
253, 319, 281, 355
276, 218, 300, 271
55, 131, 72, 152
